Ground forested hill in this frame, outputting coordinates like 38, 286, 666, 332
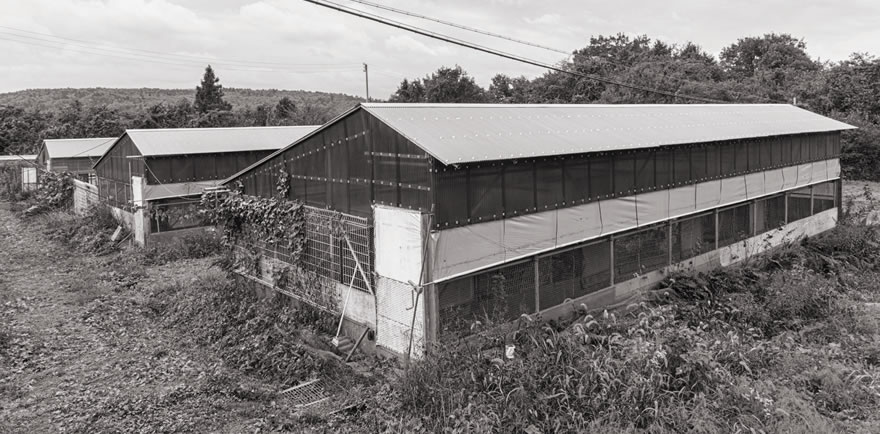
0, 88, 362, 116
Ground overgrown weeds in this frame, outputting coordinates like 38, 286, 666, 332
41, 205, 122, 255
346, 224, 880, 433
141, 231, 222, 265
145, 269, 352, 388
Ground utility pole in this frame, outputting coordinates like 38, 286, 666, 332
363, 63, 370, 102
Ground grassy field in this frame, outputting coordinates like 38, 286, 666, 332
3, 183, 880, 432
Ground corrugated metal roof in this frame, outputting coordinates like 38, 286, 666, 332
361, 103, 856, 164
125, 126, 319, 156
44, 138, 116, 159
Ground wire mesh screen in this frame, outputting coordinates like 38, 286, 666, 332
813, 181, 836, 214
302, 207, 374, 293
671, 212, 716, 262
788, 186, 813, 223
538, 240, 611, 310
755, 195, 786, 235
613, 224, 670, 284
437, 260, 536, 340
718, 203, 753, 247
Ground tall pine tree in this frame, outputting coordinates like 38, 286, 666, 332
194, 65, 232, 113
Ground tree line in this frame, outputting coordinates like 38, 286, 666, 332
0, 65, 350, 155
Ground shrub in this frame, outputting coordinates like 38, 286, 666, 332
142, 231, 222, 265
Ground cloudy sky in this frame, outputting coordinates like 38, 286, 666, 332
1, 0, 877, 99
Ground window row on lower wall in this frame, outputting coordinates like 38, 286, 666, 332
436, 179, 840, 340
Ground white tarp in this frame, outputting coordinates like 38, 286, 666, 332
695, 180, 721, 211
781, 166, 799, 190
637, 189, 670, 226
765, 169, 785, 193
744, 172, 765, 198
828, 159, 841, 178
719, 176, 747, 206
668, 185, 696, 219
375, 206, 423, 284
429, 159, 841, 282
797, 163, 813, 186
556, 202, 603, 247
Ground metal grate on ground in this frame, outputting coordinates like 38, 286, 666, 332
278, 379, 329, 409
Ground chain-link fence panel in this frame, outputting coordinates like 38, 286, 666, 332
437, 259, 536, 340
538, 239, 611, 310
755, 194, 786, 235
613, 224, 669, 284
718, 203, 752, 247
787, 186, 812, 223
671, 212, 715, 263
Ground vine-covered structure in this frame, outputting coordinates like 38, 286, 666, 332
224, 103, 854, 358
36, 137, 115, 183
92, 125, 318, 245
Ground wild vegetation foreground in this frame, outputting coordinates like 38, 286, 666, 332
3, 187, 880, 432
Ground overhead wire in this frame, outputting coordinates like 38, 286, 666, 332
344, 0, 570, 55
0, 25, 361, 69
302, 0, 725, 103
0, 35, 362, 74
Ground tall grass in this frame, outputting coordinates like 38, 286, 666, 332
349, 224, 880, 433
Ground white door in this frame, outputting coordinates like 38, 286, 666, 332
131, 176, 145, 245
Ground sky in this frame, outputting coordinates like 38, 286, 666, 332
0, 0, 878, 99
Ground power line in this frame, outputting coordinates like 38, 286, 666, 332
0, 25, 361, 69
0, 35, 361, 74
68, 138, 117, 159
303, 0, 724, 103
344, 0, 570, 55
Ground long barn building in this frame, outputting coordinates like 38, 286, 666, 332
224, 103, 854, 358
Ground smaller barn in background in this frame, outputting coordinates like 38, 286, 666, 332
37, 137, 115, 183
92, 125, 318, 245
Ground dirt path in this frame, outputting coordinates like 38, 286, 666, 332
0, 209, 282, 433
